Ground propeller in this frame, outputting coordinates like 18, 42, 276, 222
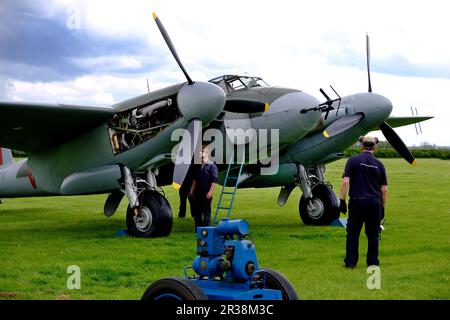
172, 119, 202, 189
366, 33, 372, 93
224, 99, 270, 113
366, 33, 416, 165
379, 122, 416, 165
152, 12, 204, 188
323, 114, 364, 138
153, 12, 193, 85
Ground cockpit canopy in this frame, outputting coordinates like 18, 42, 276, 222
209, 75, 268, 94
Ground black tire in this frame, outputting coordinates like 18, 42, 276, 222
263, 268, 298, 300
141, 277, 208, 301
126, 190, 173, 238
299, 183, 340, 225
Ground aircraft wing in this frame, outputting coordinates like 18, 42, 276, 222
385, 116, 433, 128
0, 101, 115, 152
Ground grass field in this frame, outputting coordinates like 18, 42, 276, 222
0, 158, 449, 300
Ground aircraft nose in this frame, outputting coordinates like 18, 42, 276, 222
177, 81, 226, 124
352, 93, 393, 130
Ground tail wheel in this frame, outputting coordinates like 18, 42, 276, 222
126, 190, 173, 238
263, 268, 298, 300
299, 183, 340, 225
141, 278, 208, 301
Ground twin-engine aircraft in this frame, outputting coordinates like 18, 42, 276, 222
0, 14, 431, 237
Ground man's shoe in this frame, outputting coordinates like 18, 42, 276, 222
343, 262, 356, 269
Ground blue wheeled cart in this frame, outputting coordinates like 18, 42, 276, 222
142, 219, 298, 300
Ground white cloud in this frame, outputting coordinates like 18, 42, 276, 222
5, 0, 450, 146
72, 55, 143, 70
10, 71, 180, 106
0, 76, 15, 100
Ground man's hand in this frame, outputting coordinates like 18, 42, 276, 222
188, 189, 194, 198
206, 191, 213, 199
339, 199, 347, 214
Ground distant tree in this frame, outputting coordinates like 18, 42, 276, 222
420, 141, 435, 149
377, 140, 392, 149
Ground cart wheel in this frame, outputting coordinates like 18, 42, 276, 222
141, 278, 208, 301
263, 268, 299, 300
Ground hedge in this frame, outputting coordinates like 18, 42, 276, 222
344, 148, 450, 160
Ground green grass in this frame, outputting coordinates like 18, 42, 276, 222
1, 159, 449, 300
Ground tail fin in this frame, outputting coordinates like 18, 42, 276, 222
0, 147, 14, 167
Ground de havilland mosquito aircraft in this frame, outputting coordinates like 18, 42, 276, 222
0, 14, 431, 237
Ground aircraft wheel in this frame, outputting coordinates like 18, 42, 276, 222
263, 268, 298, 300
126, 190, 173, 238
299, 183, 339, 225
141, 278, 208, 301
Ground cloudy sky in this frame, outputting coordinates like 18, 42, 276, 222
1, 0, 449, 146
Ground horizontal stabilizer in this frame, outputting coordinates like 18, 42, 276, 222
385, 116, 433, 129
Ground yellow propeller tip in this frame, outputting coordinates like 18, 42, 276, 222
412, 160, 417, 166
172, 182, 181, 190
323, 131, 330, 138
152, 12, 158, 20
264, 103, 270, 112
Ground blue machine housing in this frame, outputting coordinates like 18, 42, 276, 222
186, 219, 282, 300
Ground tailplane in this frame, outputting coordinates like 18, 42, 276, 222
0, 147, 14, 168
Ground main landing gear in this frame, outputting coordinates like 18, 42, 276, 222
104, 166, 173, 238
297, 164, 340, 226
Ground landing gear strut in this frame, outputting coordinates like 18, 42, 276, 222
297, 164, 340, 225
120, 166, 173, 238
126, 190, 172, 237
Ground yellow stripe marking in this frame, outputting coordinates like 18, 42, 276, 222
152, 12, 158, 20
264, 103, 270, 112
172, 182, 181, 190
412, 159, 417, 166
323, 131, 330, 138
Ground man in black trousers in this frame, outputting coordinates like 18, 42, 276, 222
188, 145, 218, 231
339, 136, 388, 268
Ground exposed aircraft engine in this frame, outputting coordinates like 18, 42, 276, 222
131, 99, 172, 125
108, 97, 180, 154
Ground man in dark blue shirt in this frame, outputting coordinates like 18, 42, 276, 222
339, 136, 388, 268
188, 145, 218, 231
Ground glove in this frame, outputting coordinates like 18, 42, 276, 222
339, 199, 347, 214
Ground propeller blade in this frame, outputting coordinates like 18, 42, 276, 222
379, 121, 416, 165
366, 33, 372, 93
152, 12, 193, 85
323, 114, 364, 138
224, 99, 270, 113
172, 119, 202, 189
